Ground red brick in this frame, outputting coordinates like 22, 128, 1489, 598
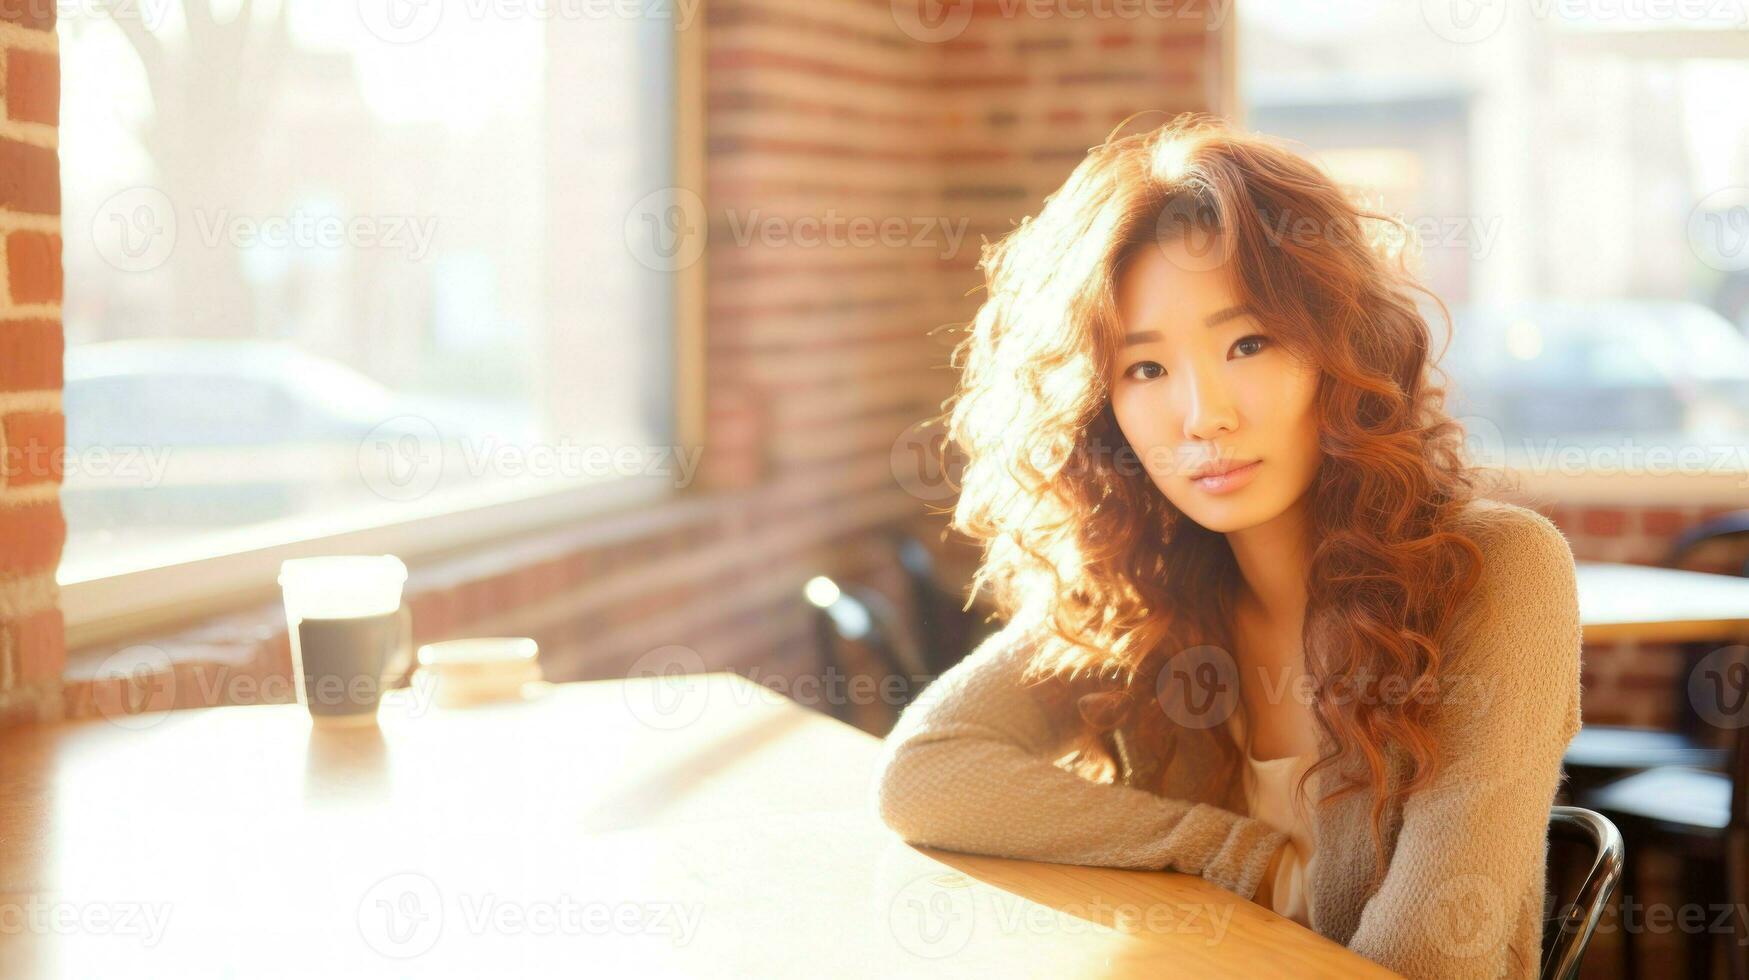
1157, 68, 1201, 88
0, 143, 58, 216
452, 581, 489, 627
5, 231, 61, 303
1616, 669, 1676, 690
1580, 507, 1627, 537
407, 588, 454, 645
0, 501, 63, 576
698, 455, 761, 490
1638, 508, 1686, 538
707, 391, 761, 446
0, 319, 62, 391
1592, 711, 1635, 727
4, 49, 57, 126
87, 670, 176, 720
0, 692, 43, 725
174, 661, 230, 710
1098, 34, 1134, 49
935, 73, 1028, 91
530, 556, 569, 595
482, 571, 517, 611
561, 550, 593, 588
1, 411, 63, 486
0, 0, 55, 29
514, 560, 561, 605
8, 606, 64, 683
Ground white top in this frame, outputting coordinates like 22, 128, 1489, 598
1231, 711, 1316, 927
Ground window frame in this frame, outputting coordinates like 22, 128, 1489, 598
59, 11, 709, 652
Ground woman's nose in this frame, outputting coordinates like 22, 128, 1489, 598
1180, 364, 1238, 440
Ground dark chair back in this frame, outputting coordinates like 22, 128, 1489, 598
1661, 511, 1749, 745
1723, 647, 1749, 976
1542, 805, 1625, 980
1669, 509, 1749, 578
804, 574, 929, 727
890, 530, 991, 675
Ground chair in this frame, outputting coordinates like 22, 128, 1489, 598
1578, 643, 1749, 980
1561, 511, 1749, 795
890, 530, 995, 676
803, 574, 929, 728
1541, 806, 1626, 980
1669, 510, 1749, 578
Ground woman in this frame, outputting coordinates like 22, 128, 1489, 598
872, 113, 1582, 978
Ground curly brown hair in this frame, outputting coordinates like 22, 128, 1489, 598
937, 111, 1514, 879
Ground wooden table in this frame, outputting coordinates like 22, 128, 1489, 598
944, 557, 1749, 645
1577, 561, 1749, 644
0, 673, 1395, 978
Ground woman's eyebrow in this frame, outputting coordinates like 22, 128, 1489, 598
1123, 305, 1252, 346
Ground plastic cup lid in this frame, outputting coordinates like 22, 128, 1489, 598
417, 637, 539, 670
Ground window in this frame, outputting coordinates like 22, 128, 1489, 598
1238, 1, 1749, 489
58, 1, 686, 626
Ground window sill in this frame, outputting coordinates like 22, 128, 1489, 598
1486, 463, 1749, 506
59, 473, 735, 721
61, 472, 691, 651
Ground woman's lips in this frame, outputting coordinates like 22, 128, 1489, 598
1190, 459, 1261, 494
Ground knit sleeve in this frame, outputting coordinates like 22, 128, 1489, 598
1345, 506, 1584, 979
870, 613, 1291, 899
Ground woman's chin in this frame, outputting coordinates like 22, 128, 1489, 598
1169, 492, 1277, 535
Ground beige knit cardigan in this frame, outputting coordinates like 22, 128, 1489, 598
870, 499, 1584, 978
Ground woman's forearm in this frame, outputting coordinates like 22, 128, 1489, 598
872, 620, 1290, 898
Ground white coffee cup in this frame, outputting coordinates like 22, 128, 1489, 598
279, 555, 412, 727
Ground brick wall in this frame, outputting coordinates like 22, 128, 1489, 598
1541, 502, 1738, 568
930, 2, 1224, 297
0, 8, 65, 725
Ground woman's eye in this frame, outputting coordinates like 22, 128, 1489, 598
1124, 361, 1164, 381
1232, 334, 1270, 358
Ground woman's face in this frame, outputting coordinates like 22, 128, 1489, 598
1107, 238, 1324, 534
